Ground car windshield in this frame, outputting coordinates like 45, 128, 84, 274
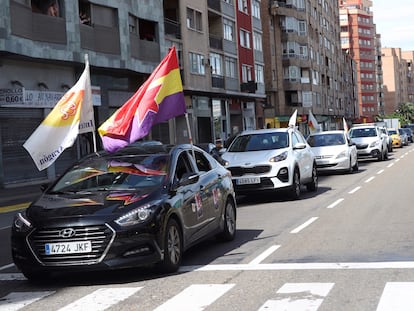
228, 132, 289, 152
388, 129, 397, 135
349, 128, 376, 138
307, 133, 345, 147
49, 155, 169, 193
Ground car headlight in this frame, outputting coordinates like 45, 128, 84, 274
336, 151, 347, 159
270, 151, 288, 162
369, 140, 380, 148
115, 201, 160, 227
13, 212, 32, 233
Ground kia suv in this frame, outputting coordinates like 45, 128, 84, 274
221, 127, 318, 199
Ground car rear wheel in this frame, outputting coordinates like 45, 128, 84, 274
289, 169, 301, 199
159, 218, 182, 273
217, 199, 236, 241
306, 165, 318, 192
352, 159, 359, 172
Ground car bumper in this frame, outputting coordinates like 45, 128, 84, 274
11, 223, 163, 274
315, 157, 350, 171
356, 148, 380, 158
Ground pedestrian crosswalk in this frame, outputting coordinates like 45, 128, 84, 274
2, 279, 414, 310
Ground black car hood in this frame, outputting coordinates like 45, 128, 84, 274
27, 188, 160, 221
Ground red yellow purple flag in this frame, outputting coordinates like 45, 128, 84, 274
98, 46, 186, 152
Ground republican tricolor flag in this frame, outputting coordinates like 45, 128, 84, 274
98, 46, 186, 152
23, 56, 94, 171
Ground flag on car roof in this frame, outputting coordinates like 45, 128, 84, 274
343, 117, 349, 132
98, 46, 186, 152
288, 109, 298, 127
308, 110, 321, 133
23, 55, 94, 171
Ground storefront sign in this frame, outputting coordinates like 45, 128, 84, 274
0, 87, 101, 108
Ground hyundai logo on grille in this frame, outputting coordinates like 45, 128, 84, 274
59, 228, 76, 238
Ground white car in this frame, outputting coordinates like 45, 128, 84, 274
307, 130, 358, 173
221, 127, 318, 199
348, 125, 388, 161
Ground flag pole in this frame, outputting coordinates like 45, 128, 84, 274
185, 112, 195, 158
84, 54, 97, 153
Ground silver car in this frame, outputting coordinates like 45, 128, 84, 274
221, 127, 318, 199
307, 130, 358, 173
349, 125, 388, 161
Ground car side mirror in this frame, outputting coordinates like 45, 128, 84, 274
293, 142, 306, 150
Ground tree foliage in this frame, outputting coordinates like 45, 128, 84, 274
383, 102, 414, 125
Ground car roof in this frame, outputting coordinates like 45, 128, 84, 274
238, 128, 291, 136
308, 130, 346, 136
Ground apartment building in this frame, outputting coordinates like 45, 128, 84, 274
339, 0, 378, 123
0, 0, 267, 187
265, 0, 357, 133
381, 48, 414, 115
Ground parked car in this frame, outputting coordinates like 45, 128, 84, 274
348, 125, 388, 161
11, 144, 237, 281
398, 128, 409, 146
400, 127, 413, 143
380, 127, 393, 152
387, 128, 403, 148
307, 130, 358, 173
221, 127, 318, 199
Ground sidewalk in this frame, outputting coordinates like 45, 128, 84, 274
0, 184, 43, 207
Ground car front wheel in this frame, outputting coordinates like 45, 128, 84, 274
159, 218, 182, 273
289, 169, 301, 199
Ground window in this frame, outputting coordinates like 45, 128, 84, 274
241, 64, 252, 82
238, 0, 248, 13
193, 151, 212, 172
252, 0, 260, 19
239, 29, 250, 48
253, 32, 262, 51
210, 53, 223, 76
189, 52, 205, 75
255, 64, 264, 83
187, 7, 202, 31
225, 57, 237, 78
223, 18, 234, 41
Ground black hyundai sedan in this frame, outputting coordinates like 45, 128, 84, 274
11, 144, 237, 281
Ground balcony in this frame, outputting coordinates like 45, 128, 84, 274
130, 34, 161, 62
164, 18, 181, 39
209, 35, 223, 50
240, 81, 257, 93
80, 24, 120, 55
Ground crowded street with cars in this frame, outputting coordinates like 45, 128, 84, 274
1, 121, 414, 310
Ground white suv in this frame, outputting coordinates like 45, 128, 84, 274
221, 127, 318, 199
348, 125, 388, 161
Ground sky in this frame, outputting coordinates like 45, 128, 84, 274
372, 0, 414, 51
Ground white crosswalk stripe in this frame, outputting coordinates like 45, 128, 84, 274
57, 287, 142, 311
3, 280, 414, 310
153, 284, 235, 311
258, 283, 335, 311
0, 291, 55, 311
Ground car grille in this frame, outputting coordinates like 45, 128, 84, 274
356, 144, 368, 149
28, 224, 115, 266
228, 165, 271, 177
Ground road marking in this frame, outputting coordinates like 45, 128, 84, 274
248, 245, 281, 265
0, 291, 55, 311
376, 282, 414, 311
0, 226, 11, 231
377, 169, 384, 174
348, 186, 361, 194
0, 273, 26, 281
0, 202, 30, 214
258, 283, 334, 311
58, 287, 142, 311
290, 217, 318, 234
0, 263, 14, 271
179, 261, 414, 272
153, 284, 234, 311
387, 163, 394, 168
326, 198, 344, 209
365, 176, 375, 183
395, 158, 400, 162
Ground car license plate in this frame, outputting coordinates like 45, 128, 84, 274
236, 177, 260, 185
45, 241, 92, 255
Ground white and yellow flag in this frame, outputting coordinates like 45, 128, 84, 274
23, 56, 94, 171
308, 110, 321, 133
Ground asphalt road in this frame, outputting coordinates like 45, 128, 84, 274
1, 146, 414, 310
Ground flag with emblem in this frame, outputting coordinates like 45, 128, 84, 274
308, 110, 321, 133
98, 46, 186, 152
23, 55, 93, 171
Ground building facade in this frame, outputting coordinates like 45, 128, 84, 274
0, 0, 268, 188
264, 0, 357, 134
